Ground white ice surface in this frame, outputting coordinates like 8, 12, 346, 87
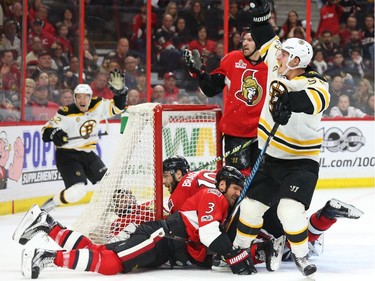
1, 187, 374, 281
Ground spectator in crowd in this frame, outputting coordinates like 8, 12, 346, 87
228, 0, 240, 34
204, 1, 224, 41
174, 17, 191, 51
55, 22, 73, 58
325, 75, 352, 115
269, 11, 283, 38
48, 70, 62, 104
6, 2, 23, 38
63, 56, 86, 90
311, 49, 328, 74
347, 47, 370, 82
49, 42, 70, 77
123, 56, 138, 90
164, 1, 179, 24
173, 90, 190, 104
205, 40, 225, 73
24, 78, 35, 120
281, 10, 303, 41
361, 14, 374, 62
127, 89, 141, 106
27, 0, 42, 24
30, 50, 54, 81
135, 67, 147, 102
106, 59, 121, 74
351, 78, 374, 111
163, 72, 179, 103
106, 38, 138, 71
34, 71, 50, 88
0, 19, 21, 63
82, 37, 99, 84
324, 51, 357, 85
26, 36, 44, 65
29, 85, 59, 121
56, 8, 77, 44
0, 49, 21, 96
228, 31, 242, 52
33, 4, 56, 37
339, 15, 361, 48
364, 94, 374, 116
153, 13, 182, 75
315, 0, 343, 44
0, 92, 20, 122
152, 84, 166, 103
27, 18, 54, 52
287, 26, 306, 40
184, 0, 206, 38
329, 94, 368, 118
90, 72, 113, 99
130, 0, 157, 56
343, 29, 364, 59
58, 88, 74, 107
188, 25, 216, 57
315, 30, 340, 65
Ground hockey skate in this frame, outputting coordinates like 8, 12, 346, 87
40, 198, 57, 213
319, 198, 364, 220
12, 204, 58, 245
211, 254, 230, 272
22, 248, 57, 279
291, 253, 317, 277
258, 235, 286, 271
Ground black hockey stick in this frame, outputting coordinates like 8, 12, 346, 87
225, 122, 280, 230
193, 138, 255, 171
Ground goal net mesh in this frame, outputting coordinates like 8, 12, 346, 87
73, 103, 221, 243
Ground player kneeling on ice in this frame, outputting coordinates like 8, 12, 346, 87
40, 69, 127, 212
13, 166, 258, 278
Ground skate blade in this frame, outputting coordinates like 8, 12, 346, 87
21, 248, 34, 278
12, 205, 41, 245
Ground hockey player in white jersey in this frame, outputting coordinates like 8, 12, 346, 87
40, 69, 127, 212
231, 0, 331, 278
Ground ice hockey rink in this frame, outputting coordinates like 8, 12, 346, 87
1, 187, 374, 281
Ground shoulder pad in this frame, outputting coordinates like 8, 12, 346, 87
303, 70, 328, 82
57, 104, 81, 116
89, 96, 102, 109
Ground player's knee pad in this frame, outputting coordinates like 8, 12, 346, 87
277, 198, 306, 230
233, 198, 269, 249
56, 183, 86, 204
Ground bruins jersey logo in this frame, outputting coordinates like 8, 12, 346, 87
268, 80, 288, 113
235, 69, 263, 106
79, 120, 97, 138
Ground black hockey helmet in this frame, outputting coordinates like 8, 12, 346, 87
215, 166, 245, 190
163, 155, 190, 176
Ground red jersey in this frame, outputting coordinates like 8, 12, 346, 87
211, 50, 267, 138
167, 170, 216, 214
315, 4, 343, 38
188, 39, 216, 56
179, 188, 229, 262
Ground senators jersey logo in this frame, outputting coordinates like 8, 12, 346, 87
235, 69, 263, 106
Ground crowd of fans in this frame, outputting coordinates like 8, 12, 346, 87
0, 0, 373, 122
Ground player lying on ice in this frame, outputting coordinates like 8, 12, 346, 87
14, 166, 261, 279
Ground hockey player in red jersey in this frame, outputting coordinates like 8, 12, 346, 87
184, 28, 267, 176
13, 166, 260, 278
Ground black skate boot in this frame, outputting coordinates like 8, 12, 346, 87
291, 253, 317, 277
12, 204, 60, 245
22, 248, 57, 279
318, 198, 364, 219
211, 254, 230, 272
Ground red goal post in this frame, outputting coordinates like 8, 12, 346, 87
73, 103, 222, 243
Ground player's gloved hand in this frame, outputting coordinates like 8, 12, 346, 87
249, 0, 271, 25
269, 80, 291, 125
225, 248, 257, 275
108, 68, 128, 96
50, 128, 68, 146
183, 49, 204, 78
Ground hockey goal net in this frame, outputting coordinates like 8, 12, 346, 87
73, 103, 222, 243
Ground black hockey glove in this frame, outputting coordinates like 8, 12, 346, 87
249, 0, 271, 25
225, 248, 257, 275
269, 82, 291, 126
183, 49, 204, 78
50, 128, 68, 147
108, 68, 128, 96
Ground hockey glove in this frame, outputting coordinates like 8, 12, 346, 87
108, 68, 128, 96
249, 0, 271, 25
225, 248, 257, 275
183, 49, 204, 78
268, 80, 291, 125
50, 128, 68, 147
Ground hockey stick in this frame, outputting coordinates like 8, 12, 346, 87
225, 122, 280, 230
193, 138, 255, 171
